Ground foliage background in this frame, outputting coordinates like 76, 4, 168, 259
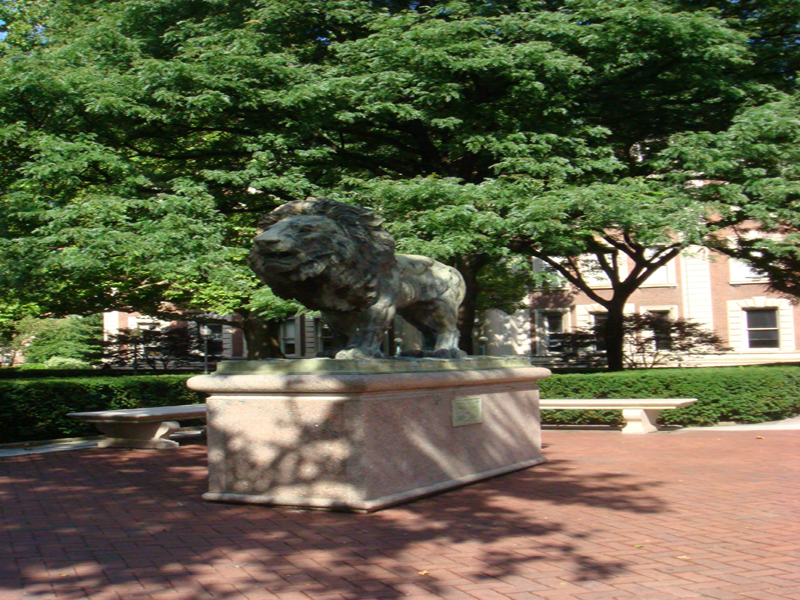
2, 0, 798, 364
18, 315, 103, 366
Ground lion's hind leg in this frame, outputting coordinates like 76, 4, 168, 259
431, 328, 467, 359
399, 303, 466, 359
428, 297, 467, 358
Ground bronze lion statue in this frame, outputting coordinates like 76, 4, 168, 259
248, 198, 466, 359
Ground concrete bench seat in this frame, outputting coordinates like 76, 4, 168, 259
539, 398, 698, 434
68, 404, 207, 449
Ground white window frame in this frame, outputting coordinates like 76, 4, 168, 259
640, 305, 678, 319
577, 254, 629, 290
533, 253, 630, 290
130, 316, 164, 332
727, 232, 775, 284
534, 309, 570, 355
205, 324, 224, 340
727, 297, 794, 352
575, 304, 636, 354
744, 308, 780, 349
729, 257, 768, 284
641, 250, 678, 287
639, 306, 679, 352
532, 258, 568, 289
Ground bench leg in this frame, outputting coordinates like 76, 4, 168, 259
95, 421, 181, 449
621, 409, 661, 434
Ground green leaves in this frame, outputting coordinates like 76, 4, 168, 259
354, 176, 509, 259
18, 315, 103, 365
1, 0, 798, 358
662, 93, 800, 222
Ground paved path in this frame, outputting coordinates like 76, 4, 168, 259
3, 416, 798, 459
680, 414, 800, 431
1, 429, 798, 600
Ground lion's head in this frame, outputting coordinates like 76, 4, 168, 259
248, 198, 396, 311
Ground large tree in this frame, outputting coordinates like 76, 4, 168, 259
659, 92, 800, 297
1, 0, 796, 363
502, 2, 798, 369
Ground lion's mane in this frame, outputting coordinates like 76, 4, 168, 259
249, 198, 397, 312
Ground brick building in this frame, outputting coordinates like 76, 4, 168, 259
105, 243, 800, 367
103, 312, 247, 362
480, 245, 800, 367
102, 312, 337, 361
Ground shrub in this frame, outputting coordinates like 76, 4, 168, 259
549, 313, 728, 369
19, 315, 103, 365
539, 365, 800, 427
0, 367, 203, 379
15, 363, 48, 371
0, 374, 205, 443
44, 357, 93, 370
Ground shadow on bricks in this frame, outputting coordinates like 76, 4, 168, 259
1, 429, 796, 600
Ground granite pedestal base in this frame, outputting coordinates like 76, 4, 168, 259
187, 358, 549, 512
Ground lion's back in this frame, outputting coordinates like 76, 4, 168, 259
395, 254, 464, 306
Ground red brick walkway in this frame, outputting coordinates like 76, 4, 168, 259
1, 430, 798, 600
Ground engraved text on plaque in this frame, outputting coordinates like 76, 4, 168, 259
451, 397, 483, 427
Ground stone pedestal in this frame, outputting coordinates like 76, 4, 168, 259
187, 358, 549, 512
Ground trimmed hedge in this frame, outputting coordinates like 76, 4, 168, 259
0, 375, 204, 443
539, 365, 800, 427
0, 368, 204, 379
4, 365, 800, 443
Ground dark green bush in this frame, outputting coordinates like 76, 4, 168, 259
0, 368, 203, 379
4, 365, 799, 443
539, 366, 800, 427
0, 375, 204, 443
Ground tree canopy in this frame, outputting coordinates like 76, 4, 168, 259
1, 0, 798, 365
4, 314, 102, 367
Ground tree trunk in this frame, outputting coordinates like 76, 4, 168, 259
454, 255, 488, 356
602, 302, 627, 372
240, 311, 285, 359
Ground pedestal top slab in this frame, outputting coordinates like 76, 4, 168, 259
188, 358, 549, 395
214, 356, 532, 376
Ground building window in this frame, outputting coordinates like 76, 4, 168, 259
580, 253, 628, 289
544, 313, 564, 347
746, 309, 779, 349
532, 258, 567, 289
646, 310, 673, 351
281, 320, 297, 356
641, 250, 677, 287
538, 311, 566, 354
729, 255, 767, 283
592, 313, 608, 351
206, 324, 224, 354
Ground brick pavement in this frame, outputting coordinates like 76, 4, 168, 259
1, 429, 798, 600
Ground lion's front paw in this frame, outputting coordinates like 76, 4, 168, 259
335, 348, 385, 360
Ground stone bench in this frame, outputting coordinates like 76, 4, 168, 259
539, 398, 698, 434
67, 404, 207, 449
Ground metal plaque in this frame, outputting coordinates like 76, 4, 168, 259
451, 397, 483, 427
